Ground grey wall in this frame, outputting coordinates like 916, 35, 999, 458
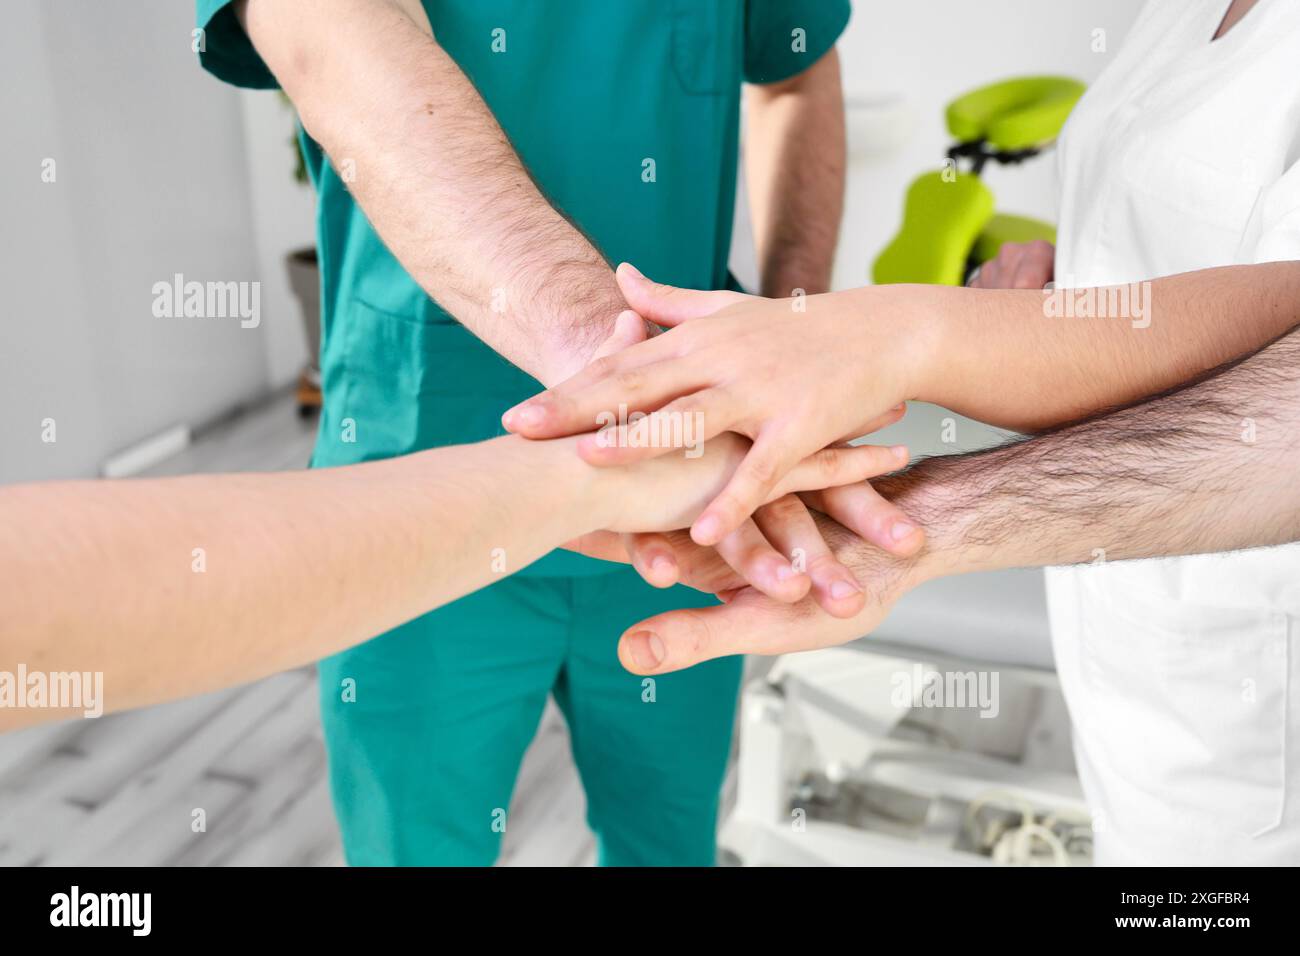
0, 0, 271, 483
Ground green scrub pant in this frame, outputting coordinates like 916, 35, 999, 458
317, 566, 743, 866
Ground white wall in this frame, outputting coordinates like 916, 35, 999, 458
237, 90, 317, 388
0, 0, 272, 482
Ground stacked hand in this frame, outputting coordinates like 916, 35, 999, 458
506, 264, 938, 667
509, 264, 931, 550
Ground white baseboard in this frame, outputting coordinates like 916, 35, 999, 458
100, 424, 192, 479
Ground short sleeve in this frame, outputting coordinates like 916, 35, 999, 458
744, 0, 851, 84
195, 0, 278, 89
1251, 159, 1300, 264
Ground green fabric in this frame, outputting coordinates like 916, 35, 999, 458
197, 0, 847, 865
195, 0, 276, 89
971, 213, 1057, 266
873, 170, 994, 286
197, 0, 849, 578
945, 75, 1085, 151
319, 567, 742, 865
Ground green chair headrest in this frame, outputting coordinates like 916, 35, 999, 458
946, 76, 1085, 151
872, 170, 993, 286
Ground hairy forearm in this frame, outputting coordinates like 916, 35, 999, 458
894, 261, 1300, 432
878, 324, 1300, 588
239, 0, 626, 384
0, 437, 602, 729
744, 48, 845, 297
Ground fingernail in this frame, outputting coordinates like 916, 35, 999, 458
891, 444, 908, 462
776, 563, 797, 581
831, 579, 861, 599
625, 631, 665, 670
651, 555, 676, 577
511, 405, 543, 429
619, 262, 645, 280
891, 521, 917, 541
693, 513, 722, 543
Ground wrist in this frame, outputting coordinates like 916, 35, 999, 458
550, 436, 626, 534
873, 451, 1005, 583
528, 267, 630, 388
840, 285, 950, 405
495, 435, 617, 537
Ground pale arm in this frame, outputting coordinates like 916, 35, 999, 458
618, 323, 1300, 672
743, 47, 846, 297
236, 0, 631, 385
906, 260, 1300, 432
0, 438, 598, 729
0, 435, 895, 729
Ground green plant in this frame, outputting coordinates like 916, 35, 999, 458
277, 90, 309, 185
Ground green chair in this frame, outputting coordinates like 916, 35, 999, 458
873, 76, 1085, 286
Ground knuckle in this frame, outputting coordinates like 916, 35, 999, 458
744, 451, 781, 488
817, 446, 848, 478
614, 368, 646, 395
806, 551, 842, 578
762, 494, 807, 525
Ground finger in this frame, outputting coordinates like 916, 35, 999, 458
616, 262, 749, 328
692, 433, 798, 546
507, 356, 710, 441
561, 530, 627, 563
712, 517, 810, 603
980, 246, 1022, 289
801, 482, 925, 557
772, 443, 909, 498
501, 330, 680, 436
1011, 240, 1055, 289
655, 529, 747, 595
622, 532, 680, 588
575, 387, 735, 465
753, 495, 865, 619
856, 402, 908, 436
1010, 256, 1048, 290
589, 309, 648, 360
618, 587, 857, 674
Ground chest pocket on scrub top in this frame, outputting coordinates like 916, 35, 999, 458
670, 0, 733, 95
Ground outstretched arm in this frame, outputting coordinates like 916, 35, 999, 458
0, 434, 896, 730
616, 323, 1300, 673
507, 260, 1300, 543
235, 0, 633, 385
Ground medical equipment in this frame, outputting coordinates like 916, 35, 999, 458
719, 644, 1092, 866
873, 76, 1084, 286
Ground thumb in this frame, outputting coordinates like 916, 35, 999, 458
590, 309, 648, 360
615, 262, 748, 328
617, 590, 797, 674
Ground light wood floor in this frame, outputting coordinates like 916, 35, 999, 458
0, 392, 596, 866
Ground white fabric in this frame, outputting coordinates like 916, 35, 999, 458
1048, 0, 1300, 864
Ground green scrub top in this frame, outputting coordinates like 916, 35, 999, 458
196, 0, 850, 576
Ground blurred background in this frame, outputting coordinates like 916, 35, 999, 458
0, 0, 1141, 866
